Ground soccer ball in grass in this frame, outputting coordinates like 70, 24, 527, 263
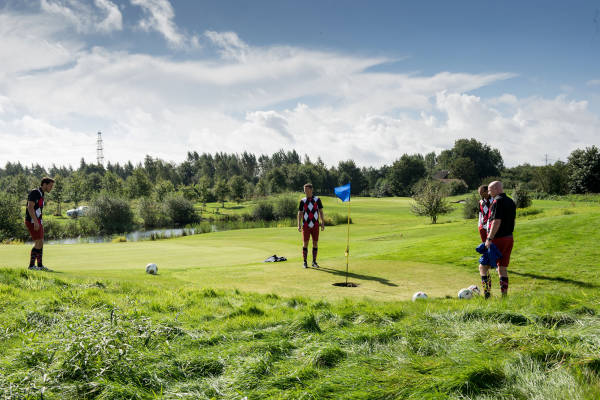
457, 288, 473, 299
412, 291, 428, 301
145, 263, 158, 275
468, 285, 481, 296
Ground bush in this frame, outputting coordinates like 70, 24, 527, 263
463, 194, 480, 219
89, 194, 135, 234
0, 192, 24, 241
139, 197, 170, 228
164, 195, 199, 226
274, 195, 298, 220
252, 200, 275, 221
410, 181, 452, 224
445, 180, 469, 195
323, 213, 352, 226
512, 185, 532, 209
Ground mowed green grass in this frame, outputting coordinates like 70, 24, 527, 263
1, 196, 598, 300
1, 196, 600, 399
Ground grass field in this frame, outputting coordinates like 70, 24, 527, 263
1, 196, 599, 399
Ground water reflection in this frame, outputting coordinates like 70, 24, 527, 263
42, 227, 209, 245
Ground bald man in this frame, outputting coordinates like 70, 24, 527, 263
481, 181, 516, 297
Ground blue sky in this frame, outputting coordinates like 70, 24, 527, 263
0, 0, 598, 167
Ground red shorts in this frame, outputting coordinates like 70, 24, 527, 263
25, 220, 44, 241
478, 227, 487, 243
492, 236, 513, 267
302, 224, 320, 242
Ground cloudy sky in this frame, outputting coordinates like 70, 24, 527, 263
1, 0, 599, 168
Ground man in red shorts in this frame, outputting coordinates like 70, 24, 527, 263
484, 180, 516, 296
25, 177, 55, 271
297, 183, 324, 269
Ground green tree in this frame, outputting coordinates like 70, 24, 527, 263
410, 181, 452, 224
388, 154, 427, 196
101, 171, 124, 196
85, 172, 103, 200
214, 179, 229, 208
67, 172, 86, 206
567, 146, 600, 193
337, 160, 367, 195
125, 168, 152, 199
267, 167, 287, 193
197, 177, 213, 206
154, 180, 175, 202
534, 161, 569, 195
229, 175, 246, 203
449, 157, 477, 188
50, 175, 65, 216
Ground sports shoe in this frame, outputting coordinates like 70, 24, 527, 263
303, 261, 308, 269
311, 261, 320, 268
28, 265, 40, 270
36, 265, 53, 272
484, 292, 491, 299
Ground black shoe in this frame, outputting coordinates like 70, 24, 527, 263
303, 261, 308, 269
312, 261, 320, 268
36, 265, 53, 272
484, 292, 491, 299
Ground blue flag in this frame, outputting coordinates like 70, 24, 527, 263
334, 183, 351, 202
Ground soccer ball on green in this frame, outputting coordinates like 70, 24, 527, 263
412, 291, 428, 301
458, 288, 473, 299
146, 263, 158, 275
468, 285, 481, 296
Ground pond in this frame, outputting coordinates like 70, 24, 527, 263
41, 227, 210, 245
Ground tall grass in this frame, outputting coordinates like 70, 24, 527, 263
1, 268, 599, 399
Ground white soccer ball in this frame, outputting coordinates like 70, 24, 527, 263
412, 291, 428, 301
458, 288, 473, 299
468, 285, 481, 296
145, 263, 158, 275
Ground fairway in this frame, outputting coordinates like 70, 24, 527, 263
2, 196, 586, 301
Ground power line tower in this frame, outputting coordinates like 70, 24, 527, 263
96, 131, 104, 166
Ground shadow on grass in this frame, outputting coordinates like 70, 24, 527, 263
313, 266, 398, 287
512, 271, 598, 288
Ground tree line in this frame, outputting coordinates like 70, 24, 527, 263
0, 140, 599, 209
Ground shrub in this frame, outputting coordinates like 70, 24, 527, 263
253, 200, 275, 221
164, 195, 199, 226
463, 194, 480, 219
0, 192, 23, 241
323, 213, 352, 226
445, 180, 469, 195
89, 194, 135, 234
411, 181, 453, 224
512, 185, 532, 209
139, 197, 170, 228
274, 195, 297, 220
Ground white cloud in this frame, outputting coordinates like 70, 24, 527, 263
587, 79, 600, 86
40, 0, 122, 33
0, 10, 598, 168
131, 0, 198, 48
205, 31, 249, 61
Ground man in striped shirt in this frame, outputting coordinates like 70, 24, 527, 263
25, 177, 54, 271
297, 183, 325, 269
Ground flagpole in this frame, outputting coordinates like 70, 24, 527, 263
345, 199, 350, 285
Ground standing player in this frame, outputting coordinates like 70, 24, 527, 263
477, 185, 492, 243
484, 181, 516, 296
25, 177, 54, 271
477, 185, 494, 298
297, 183, 324, 268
